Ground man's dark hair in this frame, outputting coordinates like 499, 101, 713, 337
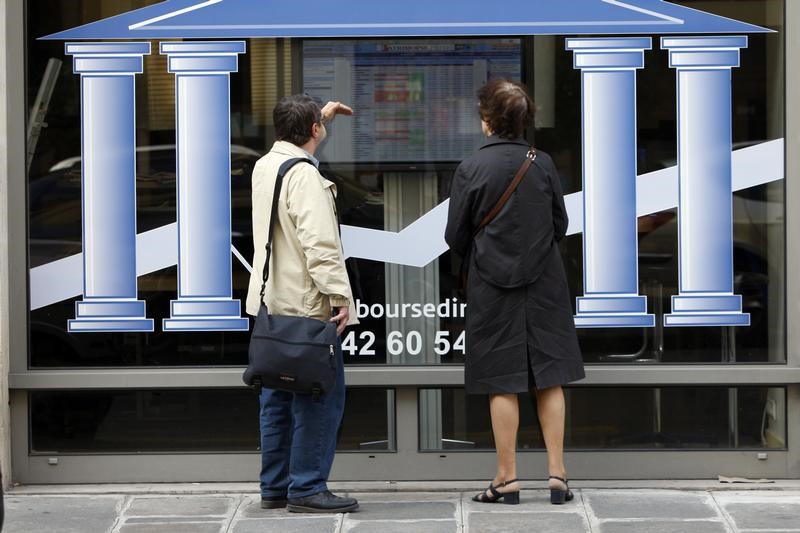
273, 94, 322, 146
478, 79, 535, 139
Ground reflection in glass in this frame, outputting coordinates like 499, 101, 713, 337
30, 388, 393, 453
27, 1, 785, 366
427, 387, 786, 451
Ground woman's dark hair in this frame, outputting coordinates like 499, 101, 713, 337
273, 94, 322, 146
478, 79, 535, 139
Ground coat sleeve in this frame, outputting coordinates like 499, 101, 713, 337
285, 166, 351, 308
547, 158, 569, 242
445, 162, 477, 257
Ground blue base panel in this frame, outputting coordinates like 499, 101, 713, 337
576, 295, 648, 314
671, 294, 743, 313
170, 299, 243, 317
68, 318, 154, 332
574, 313, 655, 328
162, 317, 250, 331
75, 299, 147, 317
664, 312, 750, 327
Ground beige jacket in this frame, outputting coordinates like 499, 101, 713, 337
246, 141, 358, 325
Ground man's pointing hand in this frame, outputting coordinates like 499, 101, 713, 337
321, 101, 354, 125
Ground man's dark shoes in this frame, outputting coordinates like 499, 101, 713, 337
261, 495, 288, 509
287, 490, 359, 513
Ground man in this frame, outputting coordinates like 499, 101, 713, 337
246, 94, 358, 513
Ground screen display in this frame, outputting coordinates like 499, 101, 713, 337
302, 39, 523, 164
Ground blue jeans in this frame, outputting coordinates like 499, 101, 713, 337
259, 341, 346, 499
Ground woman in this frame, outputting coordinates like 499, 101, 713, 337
445, 79, 585, 505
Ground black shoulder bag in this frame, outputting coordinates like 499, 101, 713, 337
243, 158, 338, 398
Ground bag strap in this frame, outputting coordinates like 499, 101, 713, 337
260, 157, 314, 299
473, 147, 537, 238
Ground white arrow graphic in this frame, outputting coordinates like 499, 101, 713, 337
29, 138, 784, 310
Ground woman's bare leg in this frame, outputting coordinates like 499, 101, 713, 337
487, 394, 521, 493
535, 386, 568, 488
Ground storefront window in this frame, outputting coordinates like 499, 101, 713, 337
425, 387, 787, 451
30, 388, 394, 453
27, 0, 785, 368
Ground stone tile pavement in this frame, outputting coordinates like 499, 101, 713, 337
4, 483, 800, 532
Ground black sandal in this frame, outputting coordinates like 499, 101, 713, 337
549, 476, 574, 505
472, 478, 520, 505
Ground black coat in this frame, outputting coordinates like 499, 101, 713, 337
445, 137, 585, 394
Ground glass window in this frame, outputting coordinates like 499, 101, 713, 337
424, 387, 787, 451
30, 388, 393, 453
27, 1, 785, 367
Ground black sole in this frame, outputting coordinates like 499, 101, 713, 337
261, 499, 288, 509
287, 502, 359, 514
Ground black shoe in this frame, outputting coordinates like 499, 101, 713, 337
472, 479, 520, 505
287, 490, 359, 513
261, 495, 288, 509
549, 476, 574, 505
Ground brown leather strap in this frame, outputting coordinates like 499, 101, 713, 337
474, 148, 537, 237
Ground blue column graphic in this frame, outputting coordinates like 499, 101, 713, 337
662, 36, 750, 327
161, 41, 249, 331
566, 38, 654, 328
66, 43, 154, 333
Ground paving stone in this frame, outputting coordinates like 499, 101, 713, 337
468, 511, 590, 533
347, 520, 458, 533
585, 491, 717, 520
4, 495, 123, 533
126, 496, 233, 517
723, 501, 800, 530
597, 520, 729, 533
348, 501, 456, 521
125, 516, 223, 523
232, 517, 339, 533
347, 492, 460, 502
119, 524, 223, 533
712, 491, 800, 502
463, 490, 582, 512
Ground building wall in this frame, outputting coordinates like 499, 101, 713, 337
1, 0, 26, 489
787, 0, 800, 480
1, 0, 13, 490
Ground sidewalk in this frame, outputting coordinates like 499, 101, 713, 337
4, 481, 800, 532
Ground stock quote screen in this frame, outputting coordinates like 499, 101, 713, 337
303, 39, 522, 164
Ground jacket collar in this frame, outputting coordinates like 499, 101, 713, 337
479, 135, 530, 150
271, 140, 320, 168
269, 140, 335, 192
